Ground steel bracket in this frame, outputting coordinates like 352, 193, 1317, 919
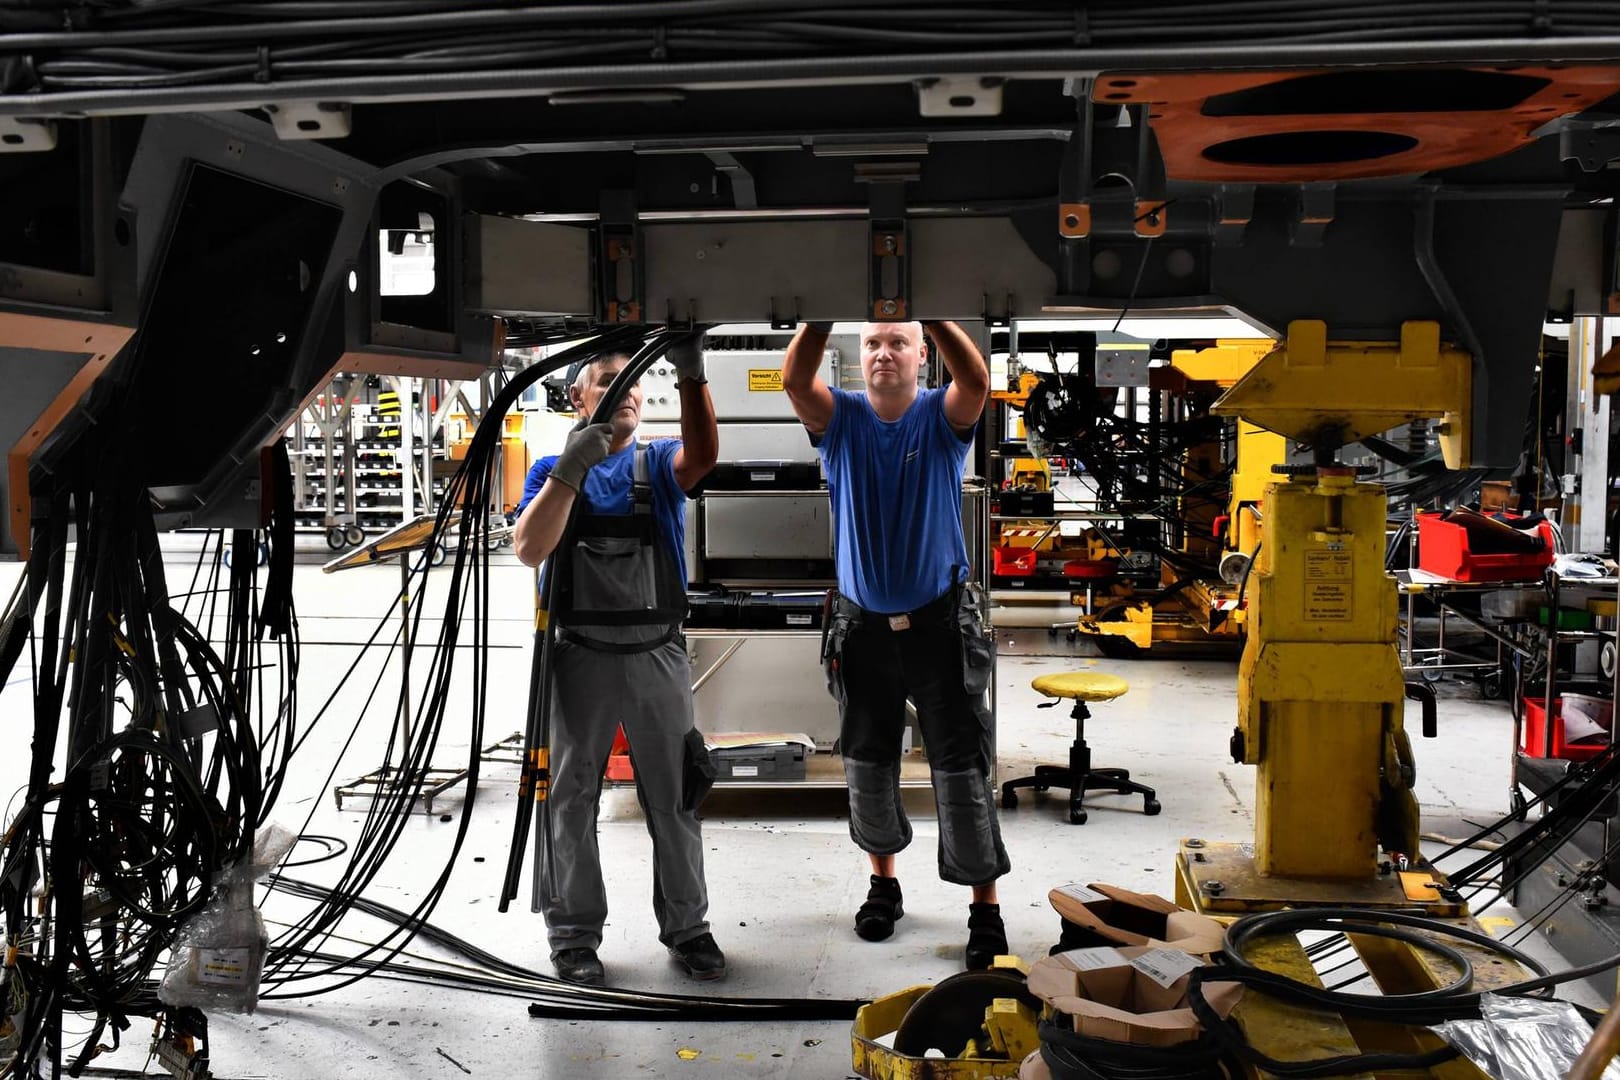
0, 116, 56, 153
262, 101, 352, 140
1289, 183, 1337, 248
1214, 184, 1256, 247
867, 181, 909, 320
596, 190, 643, 324
1559, 120, 1620, 172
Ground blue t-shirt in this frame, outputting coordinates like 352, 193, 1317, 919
816, 388, 972, 614
517, 439, 690, 585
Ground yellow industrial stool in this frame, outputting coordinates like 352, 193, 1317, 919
999, 672, 1160, 825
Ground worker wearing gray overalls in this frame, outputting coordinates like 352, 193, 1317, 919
512, 340, 723, 986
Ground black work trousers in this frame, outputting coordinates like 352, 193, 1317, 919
824, 588, 1009, 886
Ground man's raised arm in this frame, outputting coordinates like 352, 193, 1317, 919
928, 320, 990, 433
782, 323, 836, 436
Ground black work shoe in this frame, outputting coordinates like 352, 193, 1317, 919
855, 875, 905, 942
668, 932, 728, 981
965, 902, 1008, 970
553, 947, 605, 986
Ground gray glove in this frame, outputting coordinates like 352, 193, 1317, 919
550, 420, 613, 492
667, 333, 707, 383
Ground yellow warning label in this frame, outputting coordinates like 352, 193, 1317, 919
748, 369, 784, 392
1304, 549, 1352, 620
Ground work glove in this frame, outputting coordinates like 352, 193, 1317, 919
549, 419, 614, 493
667, 332, 708, 384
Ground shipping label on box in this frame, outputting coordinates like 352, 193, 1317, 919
1129, 948, 1203, 989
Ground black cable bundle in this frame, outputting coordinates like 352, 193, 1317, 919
501, 329, 687, 912
9, 1, 1620, 103
0, 411, 295, 1075
244, 328, 872, 1027
1181, 896, 1620, 1079
264, 876, 863, 1022
1037, 1017, 1238, 1080
255, 325, 650, 997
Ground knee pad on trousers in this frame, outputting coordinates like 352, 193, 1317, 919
844, 757, 911, 856
932, 768, 1011, 886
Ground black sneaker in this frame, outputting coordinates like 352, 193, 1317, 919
965, 902, 1008, 970
855, 875, 904, 942
552, 947, 605, 986
668, 932, 728, 981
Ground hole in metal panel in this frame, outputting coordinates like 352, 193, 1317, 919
1203, 130, 1419, 166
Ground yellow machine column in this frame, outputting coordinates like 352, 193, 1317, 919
1240, 466, 1412, 881
1175, 320, 1470, 914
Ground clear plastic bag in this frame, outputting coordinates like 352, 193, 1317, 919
1435, 993, 1620, 1080
157, 825, 297, 1014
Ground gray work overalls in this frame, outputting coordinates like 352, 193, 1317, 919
543, 446, 714, 957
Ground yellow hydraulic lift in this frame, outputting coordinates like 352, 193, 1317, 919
1162, 320, 1516, 1080
1176, 319, 1471, 910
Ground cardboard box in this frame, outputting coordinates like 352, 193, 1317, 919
1047, 883, 1226, 956
1026, 945, 1243, 1048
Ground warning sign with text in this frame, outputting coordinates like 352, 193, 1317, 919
1304, 549, 1352, 621
748, 369, 784, 392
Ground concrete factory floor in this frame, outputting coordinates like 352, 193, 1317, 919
0, 537, 1590, 1078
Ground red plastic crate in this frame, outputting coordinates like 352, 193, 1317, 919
1521, 695, 1612, 760
993, 545, 1039, 577
1416, 512, 1554, 582
603, 724, 634, 781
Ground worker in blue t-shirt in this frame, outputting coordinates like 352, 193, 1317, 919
512, 340, 726, 987
782, 320, 1010, 970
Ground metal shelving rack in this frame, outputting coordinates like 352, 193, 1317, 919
286, 375, 451, 549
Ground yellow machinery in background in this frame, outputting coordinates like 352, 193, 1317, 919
1175, 320, 1470, 912
1075, 340, 1287, 654
1005, 456, 1050, 492
991, 370, 1040, 413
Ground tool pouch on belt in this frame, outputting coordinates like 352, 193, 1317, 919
552, 446, 687, 654
680, 728, 716, 812
820, 589, 854, 703
955, 581, 995, 698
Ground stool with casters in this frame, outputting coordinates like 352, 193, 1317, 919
999, 672, 1159, 824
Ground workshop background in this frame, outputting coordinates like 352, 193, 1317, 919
12, 5, 1620, 1079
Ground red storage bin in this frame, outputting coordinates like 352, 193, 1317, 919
993, 545, 1039, 577
1416, 512, 1554, 582
604, 725, 634, 781
1521, 694, 1612, 761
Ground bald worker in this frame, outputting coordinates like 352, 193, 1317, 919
781, 320, 1009, 970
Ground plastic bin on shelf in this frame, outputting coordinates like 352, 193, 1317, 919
1521, 693, 1613, 761
1416, 512, 1554, 583
993, 545, 1039, 577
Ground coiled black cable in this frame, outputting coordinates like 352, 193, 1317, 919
1180, 904, 1584, 1079
1037, 1018, 1239, 1080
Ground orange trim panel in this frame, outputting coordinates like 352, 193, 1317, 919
3, 313, 135, 560
1095, 66, 1620, 183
